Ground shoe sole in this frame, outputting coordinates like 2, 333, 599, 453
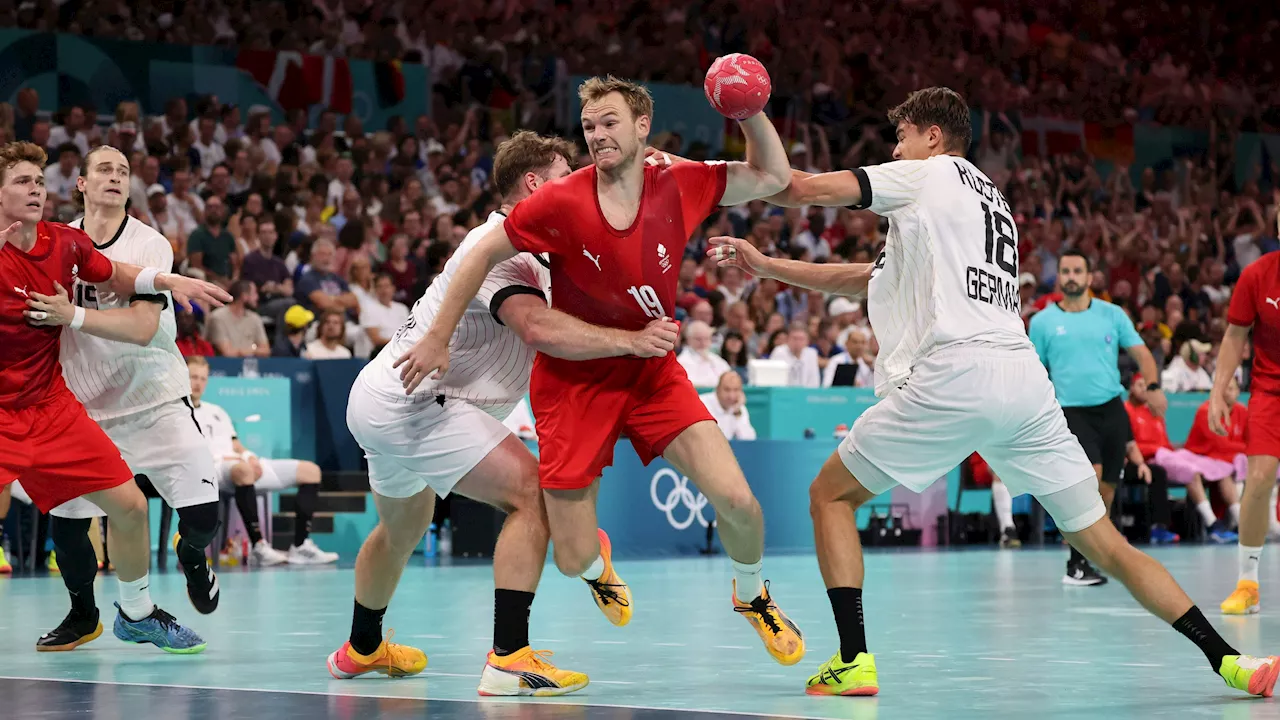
1249, 657, 1280, 697
477, 679, 589, 697
1221, 604, 1260, 615
35, 622, 103, 652
805, 684, 879, 696
327, 651, 423, 679
1062, 576, 1107, 586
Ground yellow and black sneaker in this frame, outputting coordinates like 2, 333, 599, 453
733, 579, 804, 665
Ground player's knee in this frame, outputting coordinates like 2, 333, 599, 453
553, 545, 594, 577
176, 502, 220, 548
50, 516, 93, 550
296, 461, 322, 484
710, 485, 761, 527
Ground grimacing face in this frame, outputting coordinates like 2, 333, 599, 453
581, 91, 649, 174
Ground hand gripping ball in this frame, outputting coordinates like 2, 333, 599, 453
704, 53, 772, 121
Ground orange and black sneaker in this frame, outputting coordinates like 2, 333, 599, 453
36, 609, 103, 652
477, 647, 589, 696
733, 579, 804, 665
584, 528, 632, 626
326, 631, 427, 679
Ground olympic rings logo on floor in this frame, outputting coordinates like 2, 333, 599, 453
650, 467, 710, 530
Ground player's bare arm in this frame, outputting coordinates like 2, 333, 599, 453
498, 294, 678, 361
1124, 342, 1167, 417
707, 235, 873, 297
24, 282, 162, 345
100, 260, 231, 311
396, 225, 519, 393
718, 114, 793, 206
1210, 323, 1251, 435
763, 169, 864, 208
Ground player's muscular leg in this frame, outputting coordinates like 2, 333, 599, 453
1237, 456, 1280, 547
83, 481, 149, 582
543, 482, 601, 577
1064, 517, 1193, 623
663, 421, 764, 563
454, 436, 548, 592
810, 452, 877, 589
295, 461, 322, 485
356, 490, 436, 611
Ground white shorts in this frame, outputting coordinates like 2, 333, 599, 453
51, 398, 219, 519
838, 347, 1104, 533
215, 458, 302, 492
345, 378, 510, 499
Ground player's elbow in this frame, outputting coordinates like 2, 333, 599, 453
508, 308, 551, 349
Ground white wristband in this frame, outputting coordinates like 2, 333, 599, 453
134, 267, 161, 295
70, 306, 85, 330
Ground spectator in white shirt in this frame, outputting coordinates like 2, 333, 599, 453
192, 115, 226, 179
359, 273, 410, 356
48, 106, 91, 156
303, 309, 354, 360
770, 324, 822, 387
1161, 338, 1214, 392
823, 330, 876, 388
43, 143, 81, 208
700, 371, 757, 441
677, 320, 732, 388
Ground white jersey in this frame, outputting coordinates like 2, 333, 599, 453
60, 215, 191, 420
192, 399, 238, 459
857, 155, 1033, 397
359, 211, 551, 419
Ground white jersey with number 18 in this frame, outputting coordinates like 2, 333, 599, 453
853, 155, 1033, 397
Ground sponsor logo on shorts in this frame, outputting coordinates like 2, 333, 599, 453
650, 467, 710, 530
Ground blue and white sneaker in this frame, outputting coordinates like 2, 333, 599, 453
112, 602, 207, 654
1149, 526, 1180, 544
1209, 522, 1240, 544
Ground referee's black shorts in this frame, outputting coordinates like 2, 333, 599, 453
1061, 396, 1132, 486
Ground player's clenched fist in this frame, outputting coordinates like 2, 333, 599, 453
631, 317, 679, 358
394, 332, 450, 394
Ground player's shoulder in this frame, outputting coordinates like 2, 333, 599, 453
41, 220, 89, 243
1241, 252, 1280, 281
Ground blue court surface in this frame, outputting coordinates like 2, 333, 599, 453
2, 545, 1279, 720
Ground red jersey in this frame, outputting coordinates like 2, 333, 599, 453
1228, 252, 1280, 395
504, 160, 727, 369
1124, 400, 1172, 459
1184, 401, 1248, 462
0, 221, 113, 409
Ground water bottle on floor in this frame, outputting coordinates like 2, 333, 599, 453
439, 520, 452, 557
423, 523, 437, 561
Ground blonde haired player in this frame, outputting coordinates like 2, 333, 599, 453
707, 87, 1280, 698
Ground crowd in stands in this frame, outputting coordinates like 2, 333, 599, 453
0, 0, 1277, 398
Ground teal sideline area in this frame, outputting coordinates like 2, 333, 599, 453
179, 358, 1222, 559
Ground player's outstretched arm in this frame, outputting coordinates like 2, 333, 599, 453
100, 262, 231, 311
763, 169, 864, 208
707, 235, 872, 297
396, 226, 520, 393
719, 114, 793, 206
24, 282, 162, 345
1209, 323, 1250, 435
498, 295, 679, 361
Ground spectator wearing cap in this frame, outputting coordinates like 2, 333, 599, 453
43, 143, 80, 208
700, 371, 757, 441
206, 280, 270, 358
145, 182, 192, 254
186, 195, 237, 286
273, 305, 313, 357
1162, 338, 1215, 392
677, 320, 732, 388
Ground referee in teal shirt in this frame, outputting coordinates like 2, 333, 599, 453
1029, 249, 1166, 585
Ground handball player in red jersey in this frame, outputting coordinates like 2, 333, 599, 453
395, 74, 806, 665
1214, 239, 1280, 616
0, 141, 229, 653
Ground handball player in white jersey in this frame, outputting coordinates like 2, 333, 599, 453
706, 88, 1280, 699
25, 146, 223, 651
330, 131, 680, 695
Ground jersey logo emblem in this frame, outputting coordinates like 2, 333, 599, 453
582, 247, 602, 271
657, 243, 672, 274
1267, 297, 1279, 310
657, 243, 667, 257
1056, 326, 1066, 336
13, 286, 28, 299
71, 263, 78, 278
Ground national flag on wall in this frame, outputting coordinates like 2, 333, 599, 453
1085, 122, 1135, 165
236, 50, 353, 114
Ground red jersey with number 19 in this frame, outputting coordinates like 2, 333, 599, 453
0, 221, 114, 409
1227, 252, 1280, 457
502, 160, 728, 490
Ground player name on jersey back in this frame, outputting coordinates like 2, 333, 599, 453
953, 163, 1020, 315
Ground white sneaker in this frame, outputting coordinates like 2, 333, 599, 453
250, 539, 289, 567
288, 538, 339, 565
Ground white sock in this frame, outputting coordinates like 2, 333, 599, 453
1229, 503, 1242, 529
1240, 545, 1264, 584
991, 481, 1014, 531
580, 555, 605, 582
118, 575, 155, 622
1195, 500, 1217, 528
732, 559, 764, 600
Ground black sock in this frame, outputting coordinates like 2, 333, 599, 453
493, 589, 535, 656
233, 485, 263, 545
350, 600, 387, 656
293, 484, 319, 547
1068, 545, 1085, 566
827, 587, 867, 663
1173, 606, 1238, 673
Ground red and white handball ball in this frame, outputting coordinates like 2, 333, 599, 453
704, 53, 771, 121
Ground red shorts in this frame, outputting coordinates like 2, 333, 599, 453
0, 388, 134, 513
1246, 390, 1280, 458
529, 353, 716, 490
